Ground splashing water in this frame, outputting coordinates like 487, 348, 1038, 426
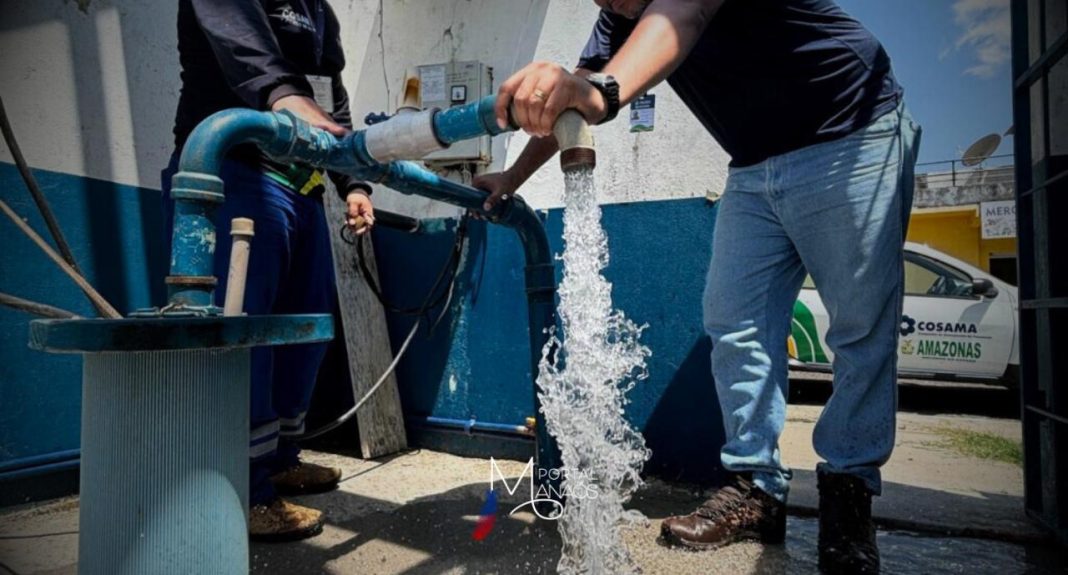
537, 168, 652, 574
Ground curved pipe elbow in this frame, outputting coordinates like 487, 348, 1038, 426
177, 109, 289, 176
178, 108, 356, 177
500, 197, 552, 269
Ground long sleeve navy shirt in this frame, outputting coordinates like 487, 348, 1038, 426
578, 0, 903, 167
173, 0, 369, 197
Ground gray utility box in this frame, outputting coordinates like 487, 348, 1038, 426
418, 61, 493, 165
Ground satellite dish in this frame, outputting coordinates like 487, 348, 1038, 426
961, 133, 1002, 167
1004, 125, 1015, 136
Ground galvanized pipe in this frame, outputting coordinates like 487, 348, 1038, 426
553, 110, 597, 171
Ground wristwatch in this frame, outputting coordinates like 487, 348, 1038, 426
585, 73, 620, 125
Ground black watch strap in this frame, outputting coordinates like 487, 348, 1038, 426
586, 73, 620, 125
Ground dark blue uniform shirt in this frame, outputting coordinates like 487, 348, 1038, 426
173, 0, 367, 196
578, 0, 902, 167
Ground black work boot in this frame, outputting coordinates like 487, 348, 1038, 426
660, 474, 786, 550
818, 469, 879, 574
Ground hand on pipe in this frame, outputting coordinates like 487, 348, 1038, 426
494, 62, 606, 137
271, 95, 348, 137
346, 190, 375, 235
471, 170, 522, 218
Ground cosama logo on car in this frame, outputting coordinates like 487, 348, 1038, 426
918, 321, 978, 334
901, 315, 979, 335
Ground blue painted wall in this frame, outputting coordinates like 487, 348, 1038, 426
1, 161, 727, 486
0, 162, 167, 475
370, 197, 726, 483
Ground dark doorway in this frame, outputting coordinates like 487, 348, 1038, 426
989, 254, 1018, 286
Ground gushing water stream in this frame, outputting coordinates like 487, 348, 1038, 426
536, 168, 652, 574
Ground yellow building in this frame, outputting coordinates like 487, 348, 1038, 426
907, 166, 1018, 285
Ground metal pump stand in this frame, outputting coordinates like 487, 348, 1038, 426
28, 115, 334, 573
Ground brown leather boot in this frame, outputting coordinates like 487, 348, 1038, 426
269, 461, 342, 496
248, 499, 324, 542
660, 475, 786, 550
818, 469, 879, 574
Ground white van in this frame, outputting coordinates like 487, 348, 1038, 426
789, 242, 1019, 387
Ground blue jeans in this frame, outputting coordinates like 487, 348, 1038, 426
703, 104, 921, 501
162, 157, 335, 506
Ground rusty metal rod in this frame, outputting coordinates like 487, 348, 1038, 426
0, 292, 80, 319
0, 95, 112, 318
0, 197, 122, 319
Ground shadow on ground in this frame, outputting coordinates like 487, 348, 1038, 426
248, 471, 1065, 575
250, 479, 560, 575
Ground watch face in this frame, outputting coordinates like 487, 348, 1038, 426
585, 73, 619, 124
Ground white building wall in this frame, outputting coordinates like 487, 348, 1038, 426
510, 0, 728, 209
0, 0, 382, 189
0, 0, 728, 209
342, 0, 552, 218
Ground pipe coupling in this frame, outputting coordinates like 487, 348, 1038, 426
552, 110, 596, 171
363, 109, 446, 163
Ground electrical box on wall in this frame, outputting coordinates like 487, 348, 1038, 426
417, 61, 493, 165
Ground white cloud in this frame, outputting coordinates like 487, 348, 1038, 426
951, 0, 1011, 77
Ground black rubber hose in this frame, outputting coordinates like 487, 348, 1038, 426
339, 217, 466, 318
301, 217, 469, 441
372, 208, 420, 233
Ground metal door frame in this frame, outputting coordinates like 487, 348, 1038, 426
1010, 0, 1068, 546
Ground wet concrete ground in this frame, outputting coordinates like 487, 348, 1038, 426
1, 376, 1063, 574
3, 450, 1063, 574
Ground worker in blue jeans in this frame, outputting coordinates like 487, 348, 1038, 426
475, 0, 920, 572
164, 0, 375, 542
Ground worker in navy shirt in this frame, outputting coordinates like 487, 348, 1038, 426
163, 0, 375, 542
475, 1, 920, 571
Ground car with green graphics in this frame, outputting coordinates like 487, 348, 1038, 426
788, 242, 1020, 387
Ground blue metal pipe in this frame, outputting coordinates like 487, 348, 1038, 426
432, 95, 511, 144
178, 110, 290, 176
0, 449, 79, 474
411, 415, 534, 437
169, 109, 338, 309
174, 100, 562, 481
22, 108, 336, 575
0, 458, 80, 482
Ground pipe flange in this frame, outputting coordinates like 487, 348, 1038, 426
170, 172, 225, 204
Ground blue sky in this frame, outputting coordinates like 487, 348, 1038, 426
838, 0, 1014, 169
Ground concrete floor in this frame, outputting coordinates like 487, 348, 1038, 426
2, 382, 1065, 574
